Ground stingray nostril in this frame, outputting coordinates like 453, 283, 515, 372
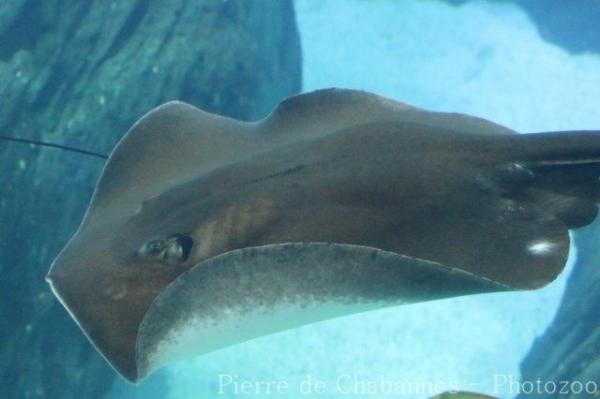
104, 282, 128, 300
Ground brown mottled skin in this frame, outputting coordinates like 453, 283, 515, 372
47, 89, 600, 382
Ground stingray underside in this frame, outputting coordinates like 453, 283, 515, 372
136, 243, 511, 379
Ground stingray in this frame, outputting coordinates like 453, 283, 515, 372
46, 88, 600, 383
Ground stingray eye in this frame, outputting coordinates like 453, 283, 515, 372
139, 235, 193, 265
164, 235, 194, 265
140, 240, 167, 258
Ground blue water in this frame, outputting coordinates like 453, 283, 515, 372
105, 1, 600, 398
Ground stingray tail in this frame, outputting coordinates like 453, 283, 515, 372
497, 130, 600, 228
0, 134, 108, 159
515, 130, 600, 165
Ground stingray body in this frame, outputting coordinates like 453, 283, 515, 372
47, 89, 600, 382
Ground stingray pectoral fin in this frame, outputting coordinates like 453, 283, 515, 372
135, 243, 511, 381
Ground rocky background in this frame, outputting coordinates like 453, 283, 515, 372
0, 1, 301, 398
448, 0, 600, 55
511, 0, 600, 55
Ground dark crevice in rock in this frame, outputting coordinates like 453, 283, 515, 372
278, 2, 302, 81
96, 1, 151, 68
64, 1, 93, 39
155, 5, 183, 56
0, 0, 48, 61
32, 62, 66, 111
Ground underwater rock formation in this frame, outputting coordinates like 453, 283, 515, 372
447, 0, 600, 55
518, 223, 600, 398
0, 0, 300, 398
515, 0, 600, 55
